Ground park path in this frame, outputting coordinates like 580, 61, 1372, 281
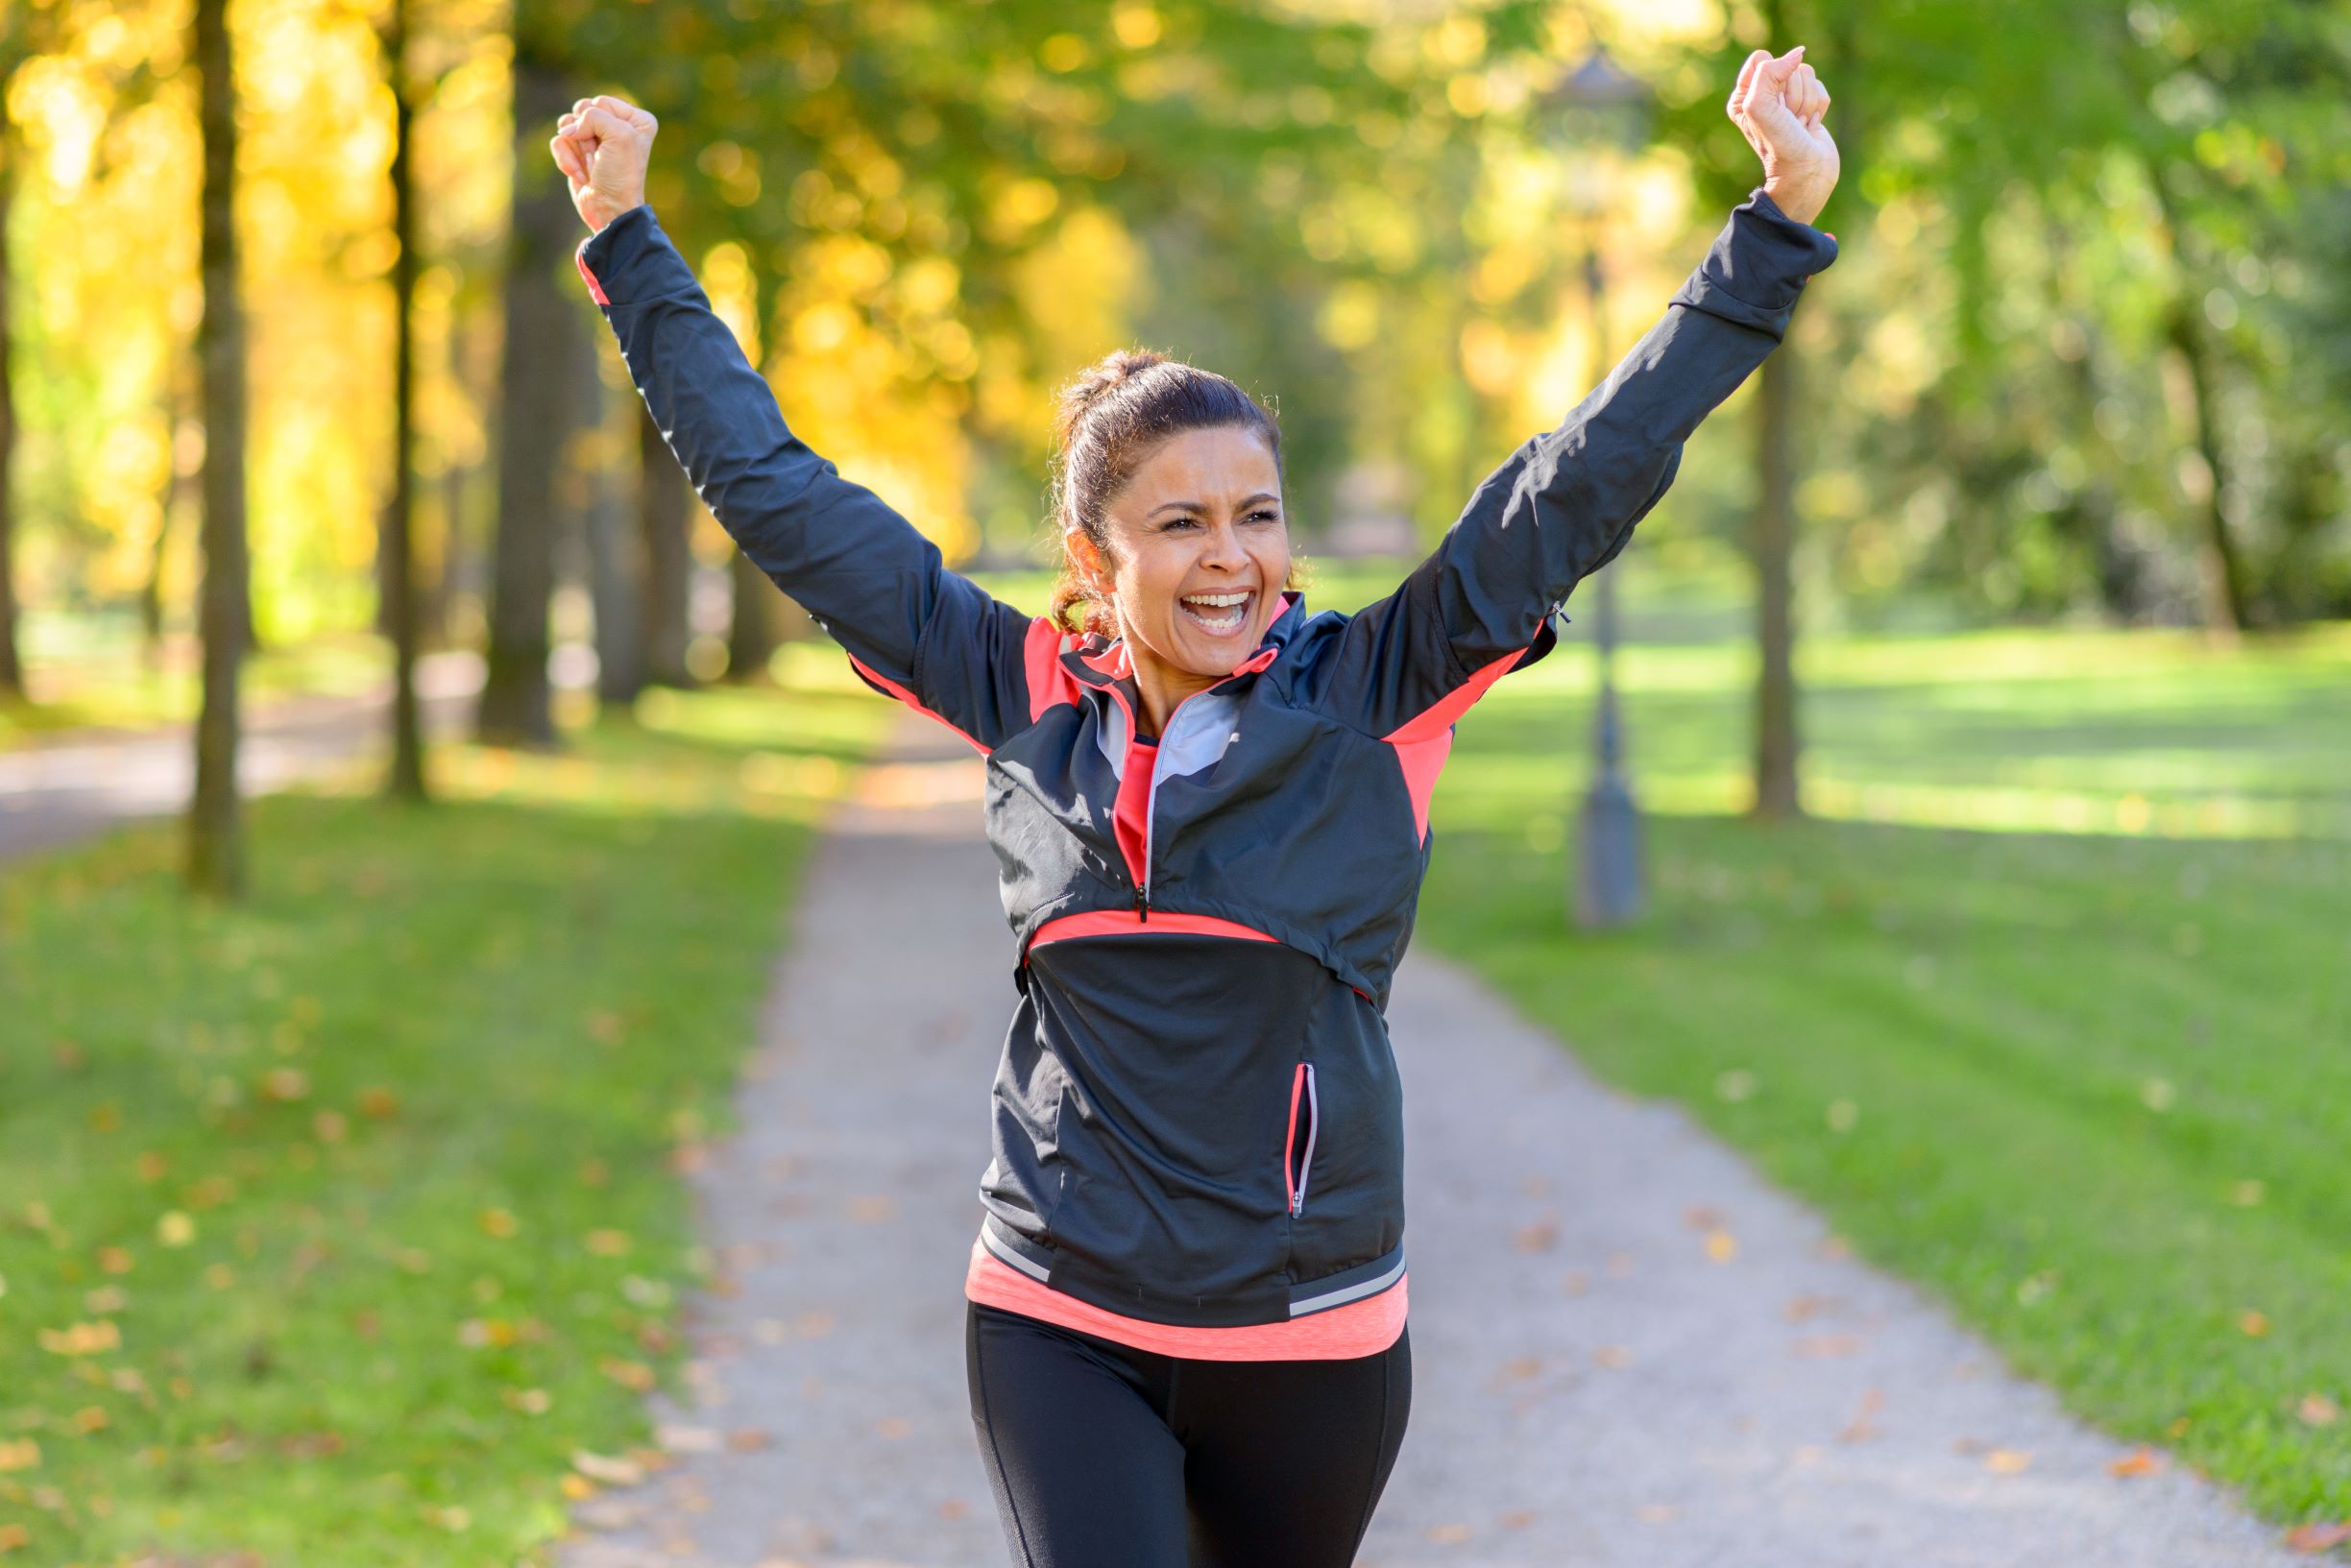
0, 652, 480, 862
555, 708, 2306, 1568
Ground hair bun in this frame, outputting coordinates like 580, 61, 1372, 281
1054, 349, 1168, 441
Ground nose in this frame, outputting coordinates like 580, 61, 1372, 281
1200, 518, 1248, 571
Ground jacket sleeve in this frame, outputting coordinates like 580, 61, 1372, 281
1313, 186, 1838, 742
575, 205, 1034, 754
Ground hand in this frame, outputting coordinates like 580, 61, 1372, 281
1726, 45, 1838, 227
550, 94, 657, 233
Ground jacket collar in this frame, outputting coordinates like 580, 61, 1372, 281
1063, 589, 1303, 691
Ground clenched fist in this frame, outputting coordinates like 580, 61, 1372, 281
550, 94, 656, 233
1727, 45, 1837, 227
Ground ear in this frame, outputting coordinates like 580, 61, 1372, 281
1065, 529, 1109, 595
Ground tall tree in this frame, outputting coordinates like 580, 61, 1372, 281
636, 408, 694, 688
476, 45, 578, 746
0, 92, 20, 701
188, 0, 251, 896
381, 0, 428, 797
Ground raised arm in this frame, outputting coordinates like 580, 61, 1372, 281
1312, 46, 1840, 742
553, 98, 1033, 753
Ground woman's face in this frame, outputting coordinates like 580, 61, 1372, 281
1071, 424, 1291, 680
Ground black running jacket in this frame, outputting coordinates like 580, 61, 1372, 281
578, 186, 1836, 1331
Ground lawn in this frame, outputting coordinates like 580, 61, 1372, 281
0, 646, 892, 1563
1357, 562, 2351, 1530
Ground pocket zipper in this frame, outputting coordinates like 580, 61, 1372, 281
1284, 1062, 1319, 1218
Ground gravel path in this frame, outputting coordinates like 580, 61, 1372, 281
555, 709, 2303, 1568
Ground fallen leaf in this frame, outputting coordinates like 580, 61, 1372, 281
0, 1439, 38, 1472
0, 1523, 28, 1551
38, 1321, 120, 1357
2297, 1394, 2339, 1427
2238, 1309, 2270, 1337
157, 1211, 196, 1247
1985, 1448, 2032, 1474
2109, 1447, 2164, 1477
726, 1428, 771, 1452
847, 1194, 896, 1223
1794, 1334, 1860, 1359
599, 1357, 655, 1392
571, 1449, 645, 1486
478, 1208, 519, 1239
586, 1229, 631, 1257
2286, 1523, 2351, 1553
1499, 1508, 1536, 1529
1704, 1228, 1738, 1263
1684, 1204, 1725, 1230
1593, 1345, 1631, 1369
938, 1497, 972, 1521
1512, 1220, 1559, 1253
1840, 1387, 1885, 1443
258, 1068, 310, 1102
1424, 1523, 1473, 1544
1637, 1504, 1676, 1523
657, 1424, 722, 1453
358, 1087, 400, 1119
874, 1416, 912, 1440
560, 1473, 596, 1501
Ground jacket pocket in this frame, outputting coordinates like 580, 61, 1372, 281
1284, 1062, 1320, 1218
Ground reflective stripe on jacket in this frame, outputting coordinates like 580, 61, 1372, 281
579, 189, 1836, 1330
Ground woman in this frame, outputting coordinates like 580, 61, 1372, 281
552, 43, 1837, 1568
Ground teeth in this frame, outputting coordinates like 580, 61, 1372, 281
1181, 591, 1250, 607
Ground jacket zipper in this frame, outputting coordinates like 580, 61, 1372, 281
1095, 645, 1275, 922
1284, 1062, 1319, 1218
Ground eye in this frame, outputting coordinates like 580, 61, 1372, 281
1159, 516, 1198, 532
1248, 508, 1281, 523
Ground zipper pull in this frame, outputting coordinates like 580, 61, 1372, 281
1135, 882, 1151, 923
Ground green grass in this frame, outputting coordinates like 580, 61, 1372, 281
0, 647, 893, 1564
1369, 565, 2351, 1531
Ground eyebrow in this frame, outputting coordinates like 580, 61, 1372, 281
1149, 493, 1282, 518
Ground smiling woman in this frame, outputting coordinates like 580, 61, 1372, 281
1046, 350, 1313, 738
554, 45, 1841, 1565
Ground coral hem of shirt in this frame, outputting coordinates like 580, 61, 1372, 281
964, 1234, 1408, 1361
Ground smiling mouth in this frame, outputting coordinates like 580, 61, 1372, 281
1177, 590, 1253, 635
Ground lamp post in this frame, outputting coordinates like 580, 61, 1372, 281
1541, 45, 1652, 930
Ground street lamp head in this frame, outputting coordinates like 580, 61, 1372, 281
1538, 44, 1655, 151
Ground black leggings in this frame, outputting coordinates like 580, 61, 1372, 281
964, 1299, 1412, 1567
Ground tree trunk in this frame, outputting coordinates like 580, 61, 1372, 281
476, 50, 576, 747
381, 0, 426, 799
1750, 345, 1802, 821
0, 111, 24, 701
636, 407, 694, 687
188, 0, 249, 897
2167, 299, 2250, 639
726, 549, 777, 683
581, 333, 645, 704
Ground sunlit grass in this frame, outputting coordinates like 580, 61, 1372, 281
1387, 567, 2351, 1529
0, 666, 892, 1564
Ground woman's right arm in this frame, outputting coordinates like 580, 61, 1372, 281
555, 99, 1035, 753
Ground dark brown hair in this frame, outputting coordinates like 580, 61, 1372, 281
1044, 349, 1306, 639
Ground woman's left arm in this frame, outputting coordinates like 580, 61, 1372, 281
1313, 46, 1839, 739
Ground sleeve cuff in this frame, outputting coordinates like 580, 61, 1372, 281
1668, 184, 1839, 341
575, 205, 690, 308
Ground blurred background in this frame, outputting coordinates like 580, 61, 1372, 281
1, 0, 2345, 1561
